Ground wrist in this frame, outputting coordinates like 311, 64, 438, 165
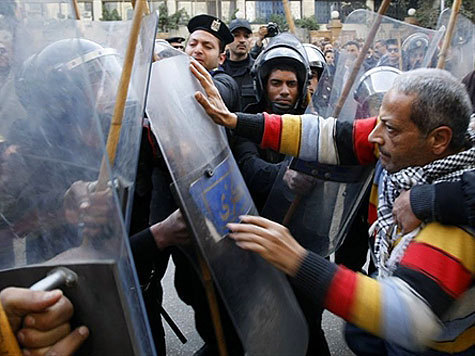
225, 112, 238, 129
289, 247, 308, 277
150, 223, 167, 250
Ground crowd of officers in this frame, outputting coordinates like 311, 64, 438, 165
1, 10, 474, 356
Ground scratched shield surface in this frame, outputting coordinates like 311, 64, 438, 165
147, 50, 308, 356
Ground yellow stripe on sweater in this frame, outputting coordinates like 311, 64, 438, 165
415, 223, 474, 273
351, 275, 383, 337
280, 114, 302, 157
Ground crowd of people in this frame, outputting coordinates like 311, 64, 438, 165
1, 6, 474, 356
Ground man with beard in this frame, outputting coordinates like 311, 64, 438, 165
222, 18, 257, 110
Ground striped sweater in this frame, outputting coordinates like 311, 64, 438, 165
235, 112, 475, 353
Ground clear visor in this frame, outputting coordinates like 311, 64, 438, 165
67, 49, 123, 113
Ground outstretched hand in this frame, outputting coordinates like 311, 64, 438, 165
227, 215, 307, 276
190, 60, 238, 128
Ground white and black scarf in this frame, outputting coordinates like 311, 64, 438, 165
373, 132, 475, 278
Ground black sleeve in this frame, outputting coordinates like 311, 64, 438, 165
212, 74, 241, 113
249, 43, 263, 60
232, 137, 283, 210
410, 170, 475, 227
234, 113, 265, 144
129, 227, 162, 283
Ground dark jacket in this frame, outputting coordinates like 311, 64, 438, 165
222, 55, 257, 110
232, 101, 286, 211
211, 67, 241, 113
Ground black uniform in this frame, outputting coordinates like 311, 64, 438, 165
222, 55, 257, 110
211, 67, 241, 113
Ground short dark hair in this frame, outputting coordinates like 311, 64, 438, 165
393, 69, 472, 150
386, 39, 398, 47
375, 39, 387, 47
324, 49, 333, 56
344, 40, 360, 50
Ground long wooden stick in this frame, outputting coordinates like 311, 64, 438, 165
0, 303, 22, 356
437, 0, 462, 69
97, 0, 147, 188
282, 0, 391, 226
72, 0, 81, 20
282, 0, 296, 34
198, 253, 228, 356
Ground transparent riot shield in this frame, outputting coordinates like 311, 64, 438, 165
147, 48, 308, 355
0, 3, 157, 355
435, 9, 474, 80
312, 9, 444, 120
262, 10, 443, 257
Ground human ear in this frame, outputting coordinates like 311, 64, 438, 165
428, 126, 452, 155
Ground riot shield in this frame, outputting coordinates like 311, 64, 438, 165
0, 3, 157, 355
262, 10, 442, 257
435, 9, 474, 79
146, 49, 309, 355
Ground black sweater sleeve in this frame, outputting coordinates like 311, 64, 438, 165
410, 170, 475, 227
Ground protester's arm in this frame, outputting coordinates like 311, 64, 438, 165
393, 170, 475, 232
0, 288, 88, 355
228, 217, 473, 351
191, 60, 377, 165
249, 26, 267, 60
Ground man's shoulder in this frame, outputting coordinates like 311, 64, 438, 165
212, 69, 238, 87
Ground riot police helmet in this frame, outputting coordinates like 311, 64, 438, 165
251, 33, 310, 111
303, 43, 326, 80
402, 33, 429, 70
16, 38, 123, 130
354, 66, 402, 118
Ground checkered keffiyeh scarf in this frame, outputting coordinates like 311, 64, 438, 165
373, 131, 475, 278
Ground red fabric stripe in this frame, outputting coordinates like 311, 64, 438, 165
353, 117, 377, 165
368, 204, 377, 225
401, 242, 472, 298
324, 266, 358, 320
261, 113, 282, 151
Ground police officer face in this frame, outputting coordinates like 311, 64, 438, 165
409, 47, 425, 69
308, 68, 319, 96
185, 30, 224, 70
228, 28, 251, 57
387, 45, 399, 62
266, 69, 299, 112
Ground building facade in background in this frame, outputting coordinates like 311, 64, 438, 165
15, 1, 377, 23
